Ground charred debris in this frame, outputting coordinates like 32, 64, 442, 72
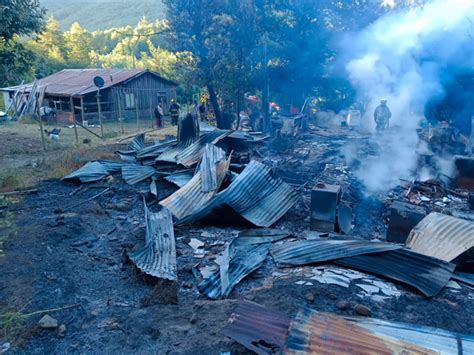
57, 113, 474, 353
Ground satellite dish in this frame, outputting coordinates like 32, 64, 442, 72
93, 76, 105, 89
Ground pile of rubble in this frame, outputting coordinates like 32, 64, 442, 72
59, 123, 474, 353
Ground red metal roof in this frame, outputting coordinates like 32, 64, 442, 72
1, 68, 177, 96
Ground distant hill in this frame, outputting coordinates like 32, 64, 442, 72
40, 0, 166, 31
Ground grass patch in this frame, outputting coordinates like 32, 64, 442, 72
1, 304, 80, 338
103, 131, 120, 139
0, 170, 25, 191
0, 198, 16, 257
18, 115, 36, 124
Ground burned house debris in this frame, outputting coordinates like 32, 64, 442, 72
2, 1, 474, 353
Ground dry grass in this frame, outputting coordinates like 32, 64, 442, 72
0, 121, 177, 192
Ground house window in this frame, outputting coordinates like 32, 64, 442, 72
125, 93, 135, 109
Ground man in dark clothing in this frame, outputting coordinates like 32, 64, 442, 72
374, 99, 391, 132
154, 103, 163, 128
198, 103, 207, 121
169, 99, 180, 126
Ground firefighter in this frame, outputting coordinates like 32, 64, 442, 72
374, 99, 391, 132
169, 99, 180, 126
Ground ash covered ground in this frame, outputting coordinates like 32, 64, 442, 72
1, 126, 473, 354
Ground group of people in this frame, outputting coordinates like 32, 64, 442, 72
153, 98, 393, 134
153, 99, 181, 128
153, 100, 209, 129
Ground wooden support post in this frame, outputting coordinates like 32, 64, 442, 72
135, 93, 140, 131
96, 93, 104, 138
117, 90, 124, 135
80, 97, 85, 124
148, 94, 154, 129
70, 97, 79, 144
37, 106, 46, 151
36, 88, 47, 151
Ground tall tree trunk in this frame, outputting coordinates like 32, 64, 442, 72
207, 83, 224, 128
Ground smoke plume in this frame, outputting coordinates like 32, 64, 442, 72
343, 0, 474, 193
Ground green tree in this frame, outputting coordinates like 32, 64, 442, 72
0, 0, 46, 86
27, 17, 67, 77
64, 22, 93, 67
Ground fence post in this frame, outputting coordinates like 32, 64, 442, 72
148, 94, 154, 129
96, 93, 104, 138
36, 87, 47, 151
70, 97, 79, 144
117, 90, 124, 135
135, 92, 140, 131
80, 97, 85, 124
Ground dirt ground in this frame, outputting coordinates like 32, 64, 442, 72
1, 124, 473, 353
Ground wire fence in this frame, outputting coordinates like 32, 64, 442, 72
36, 87, 193, 149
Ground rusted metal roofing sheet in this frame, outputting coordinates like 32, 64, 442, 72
3, 69, 177, 96
128, 206, 176, 281
121, 164, 156, 185
179, 160, 299, 227
160, 157, 230, 220
286, 308, 439, 354
222, 300, 291, 355
199, 144, 227, 192
271, 239, 401, 266
346, 315, 474, 354
335, 248, 455, 297
163, 170, 194, 188
406, 212, 474, 262
62, 161, 109, 183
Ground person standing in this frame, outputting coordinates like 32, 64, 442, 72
154, 103, 164, 128
169, 99, 180, 126
374, 99, 391, 132
198, 103, 207, 121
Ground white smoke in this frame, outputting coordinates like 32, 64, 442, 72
344, 0, 474, 193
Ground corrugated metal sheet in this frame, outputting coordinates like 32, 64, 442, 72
160, 156, 231, 220
197, 244, 269, 299
3, 69, 177, 96
128, 133, 146, 152
286, 307, 438, 354
237, 229, 291, 245
135, 140, 176, 160
199, 144, 227, 192
175, 130, 233, 167
224, 302, 474, 355
406, 212, 474, 262
335, 249, 455, 297
121, 164, 156, 185
176, 160, 299, 227
346, 315, 474, 354
157, 141, 197, 163
62, 161, 109, 183
271, 240, 401, 266
128, 206, 176, 281
222, 300, 291, 355
164, 170, 194, 188
94, 160, 125, 173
